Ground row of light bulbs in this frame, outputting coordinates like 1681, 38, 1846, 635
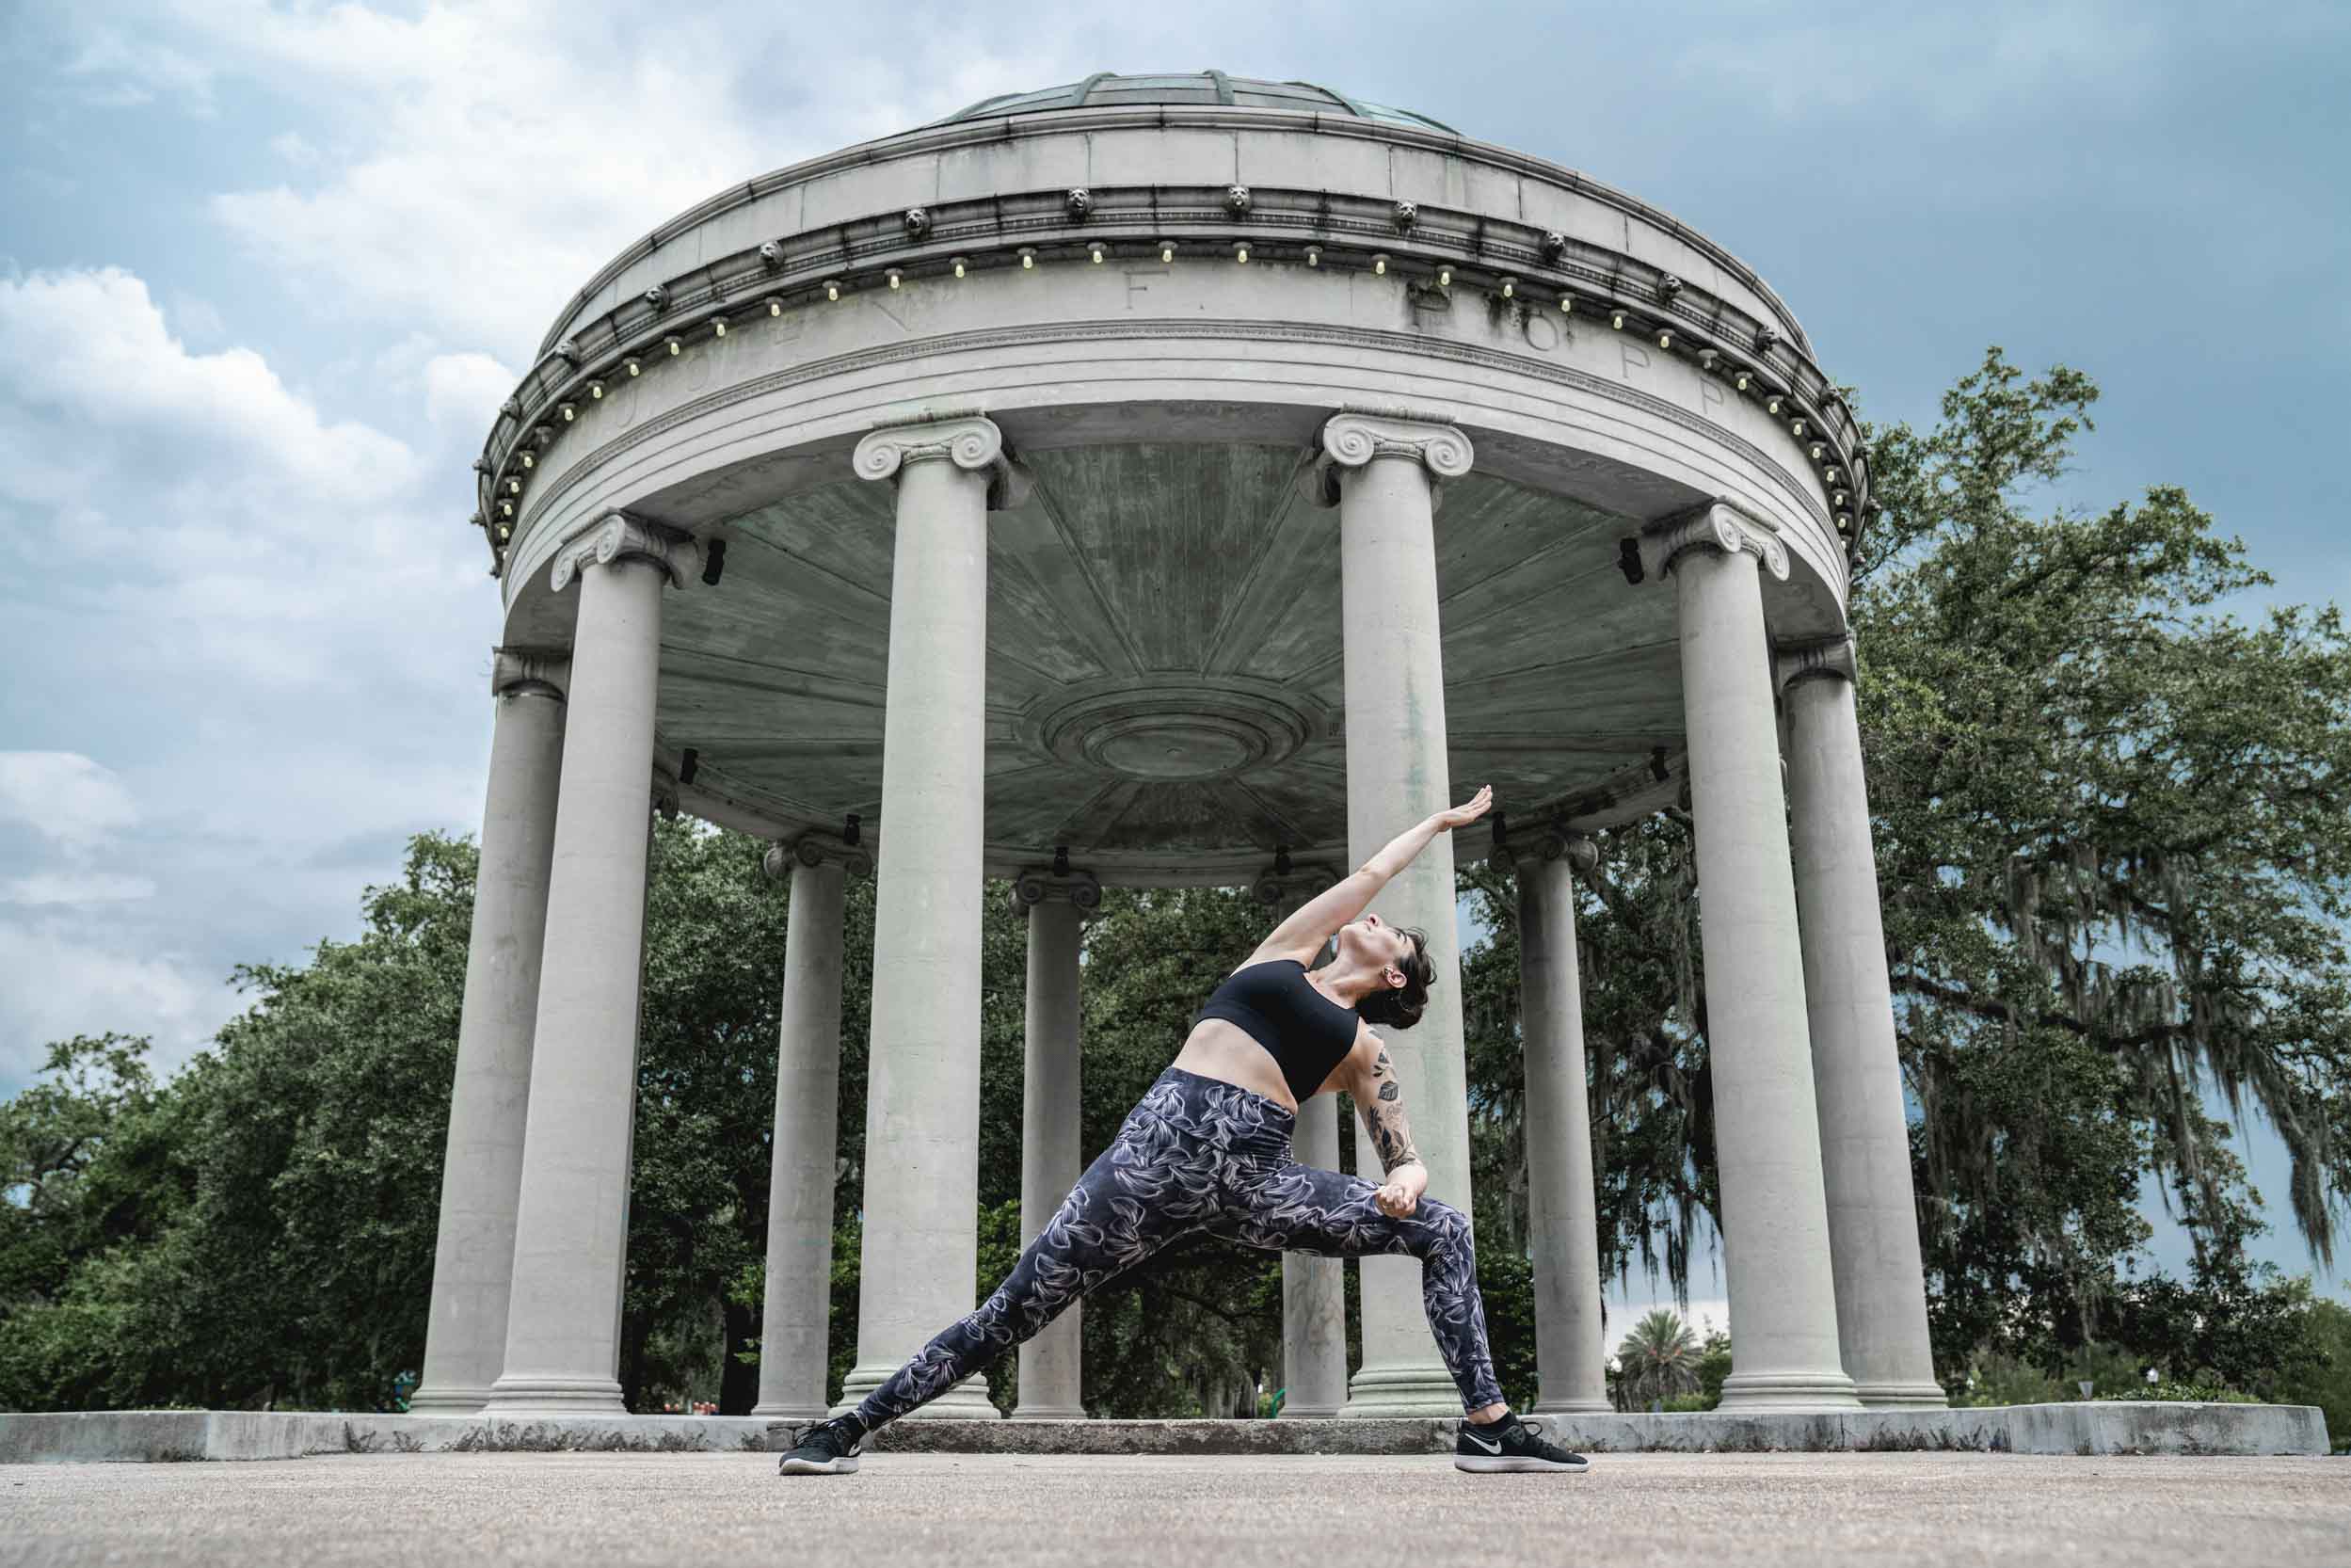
488, 239, 1858, 545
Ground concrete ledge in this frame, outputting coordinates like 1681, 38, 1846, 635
0, 1401, 2327, 1464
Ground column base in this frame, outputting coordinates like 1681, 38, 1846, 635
835, 1365, 999, 1420
480, 1374, 628, 1416
404, 1385, 492, 1416
1343, 1358, 1465, 1418
1855, 1378, 1950, 1409
748, 1399, 831, 1419
1010, 1403, 1088, 1421
1715, 1368, 1863, 1413
1530, 1394, 1612, 1416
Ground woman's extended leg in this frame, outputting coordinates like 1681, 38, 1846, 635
1212, 1160, 1506, 1413
845, 1100, 1220, 1432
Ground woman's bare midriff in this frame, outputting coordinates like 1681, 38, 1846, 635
1169, 1018, 1313, 1113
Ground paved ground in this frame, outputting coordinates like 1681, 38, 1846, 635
3, 1451, 2344, 1567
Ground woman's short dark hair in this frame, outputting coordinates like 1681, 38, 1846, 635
1358, 926, 1434, 1031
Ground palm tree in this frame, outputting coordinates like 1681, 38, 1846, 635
1615, 1309, 1701, 1411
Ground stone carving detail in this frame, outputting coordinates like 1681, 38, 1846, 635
1493, 825, 1597, 874
1317, 412, 1476, 486
851, 415, 1027, 508
643, 285, 668, 311
1657, 274, 1684, 302
554, 339, 581, 364
1639, 501, 1791, 584
499, 398, 520, 419
1010, 865, 1104, 918
904, 206, 932, 237
1249, 860, 1340, 911
1064, 188, 1093, 218
1393, 200, 1418, 230
1774, 633, 1859, 695
489, 647, 569, 700
1225, 184, 1252, 216
1542, 230, 1568, 260
760, 239, 784, 267
763, 832, 873, 881
549, 511, 701, 592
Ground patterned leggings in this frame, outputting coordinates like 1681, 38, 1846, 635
853, 1064, 1504, 1430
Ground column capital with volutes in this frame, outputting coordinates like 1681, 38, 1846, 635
1491, 824, 1597, 876
1313, 411, 1473, 505
1774, 633, 1859, 696
852, 415, 1029, 510
490, 646, 570, 700
1008, 864, 1104, 920
1250, 859, 1343, 911
763, 831, 874, 882
1639, 500, 1790, 585
550, 510, 700, 593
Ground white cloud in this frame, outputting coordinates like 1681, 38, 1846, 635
424, 351, 519, 433
0, 872, 157, 907
0, 920, 216, 1082
0, 753, 139, 852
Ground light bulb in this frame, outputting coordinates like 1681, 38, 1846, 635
589, 381, 604, 399
1810, 441, 1826, 460
887, 268, 903, 289
952, 257, 968, 279
559, 402, 576, 421
500, 500, 513, 517
625, 358, 641, 376
1825, 467, 1842, 483
1235, 243, 1249, 264
1373, 253, 1387, 275
1160, 240, 1176, 263
1088, 243, 1104, 264
1611, 311, 1626, 330
1437, 265, 1451, 286
1656, 329, 1673, 349
520, 451, 534, 469
1499, 277, 1514, 297
1559, 295, 1573, 313
1305, 246, 1320, 267
1735, 372, 1751, 392
768, 297, 783, 316
824, 280, 841, 301
1019, 248, 1036, 269
1833, 490, 1848, 507
665, 336, 682, 357
1837, 511, 1852, 529
1766, 395, 1783, 414
1791, 418, 1807, 437
507, 476, 520, 493
497, 523, 512, 541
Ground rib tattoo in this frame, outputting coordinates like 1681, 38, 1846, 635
1363, 1046, 1423, 1175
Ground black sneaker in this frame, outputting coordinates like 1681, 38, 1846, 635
777, 1416, 864, 1476
1454, 1413, 1590, 1474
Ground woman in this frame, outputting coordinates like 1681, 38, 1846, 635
779, 784, 1589, 1477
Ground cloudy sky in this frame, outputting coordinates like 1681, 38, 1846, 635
2, 1, 2344, 1317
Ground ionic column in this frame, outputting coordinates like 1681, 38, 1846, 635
1502, 827, 1611, 1414
836, 417, 1020, 1419
411, 649, 568, 1414
1253, 859, 1349, 1419
1009, 862, 1100, 1420
1779, 638, 1945, 1407
750, 829, 872, 1419
1642, 503, 1859, 1411
486, 515, 696, 1414
1318, 411, 1483, 1417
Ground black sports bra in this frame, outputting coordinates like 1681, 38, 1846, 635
1190, 958, 1361, 1104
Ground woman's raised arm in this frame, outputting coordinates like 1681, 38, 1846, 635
1257, 786, 1494, 958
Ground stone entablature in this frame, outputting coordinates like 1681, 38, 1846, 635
472, 110, 1870, 573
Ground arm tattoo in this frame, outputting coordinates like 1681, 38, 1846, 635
1363, 1046, 1424, 1176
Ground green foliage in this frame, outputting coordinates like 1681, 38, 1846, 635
1614, 1308, 1702, 1411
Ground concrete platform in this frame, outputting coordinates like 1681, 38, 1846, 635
0, 1400, 2327, 1463
2, 1451, 2344, 1568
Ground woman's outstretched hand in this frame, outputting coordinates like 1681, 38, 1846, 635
1431, 785, 1494, 832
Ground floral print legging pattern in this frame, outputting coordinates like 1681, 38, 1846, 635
852, 1064, 1504, 1431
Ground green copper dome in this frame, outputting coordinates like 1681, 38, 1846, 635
934, 72, 1456, 135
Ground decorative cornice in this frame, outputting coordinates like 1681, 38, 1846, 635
850, 415, 1028, 510
1774, 633, 1858, 695
1318, 411, 1475, 480
1639, 500, 1790, 584
549, 510, 700, 592
762, 831, 874, 881
1492, 825, 1597, 875
1009, 864, 1104, 917
1250, 860, 1341, 912
489, 646, 569, 700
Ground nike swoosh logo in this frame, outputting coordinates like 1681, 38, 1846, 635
1463, 1430, 1502, 1453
